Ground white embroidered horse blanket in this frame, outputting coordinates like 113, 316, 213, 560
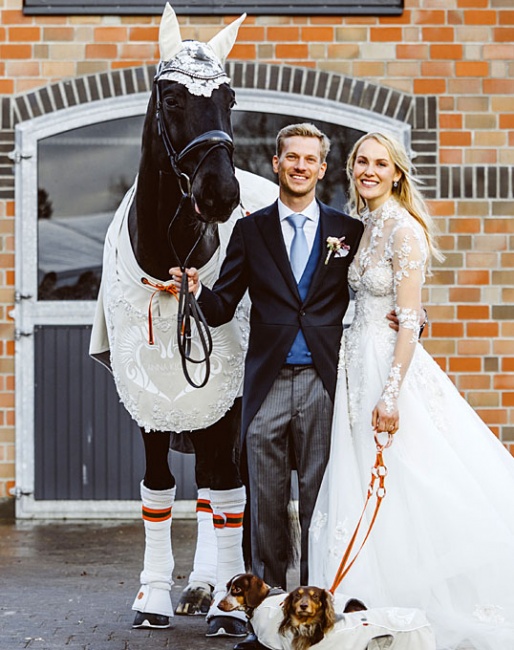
89, 168, 278, 433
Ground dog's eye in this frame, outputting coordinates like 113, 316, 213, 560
232, 586, 242, 595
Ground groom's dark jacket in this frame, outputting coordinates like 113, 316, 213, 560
199, 199, 364, 440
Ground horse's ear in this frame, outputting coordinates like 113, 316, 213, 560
159, 2, 184, 62
208, 13, 246, 64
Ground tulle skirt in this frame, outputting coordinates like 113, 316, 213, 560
309, 328, 514, 650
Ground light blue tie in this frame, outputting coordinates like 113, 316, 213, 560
287, 213, 309, 282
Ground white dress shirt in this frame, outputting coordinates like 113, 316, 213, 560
278, 198, 320, 259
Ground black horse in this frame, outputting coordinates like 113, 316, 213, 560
90, 4, 272, 637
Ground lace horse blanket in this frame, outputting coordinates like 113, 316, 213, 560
90, 168, 278, 433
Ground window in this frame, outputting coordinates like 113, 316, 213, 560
24, 0, 403, 17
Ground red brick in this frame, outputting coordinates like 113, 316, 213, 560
457, 305, 489, 320
457, 270, 490, 285
449, 287, 481, 302
370, 27, 403, 41
396, 44, 429, 59
484, 79, 514, 94
422, 27, 454, 41
440, 131, 472, 146
502, 393, 514, 407
464, 10, 497, 25
431, 322, 464, 337
275, 44, 308, 59
499, 11, 514, 25
440, 114, 463, 129
0, 44, 31, 58
414, 78, 446, 94
449, 357, 482, 371
301, 27, 334, 41
494, 375, 514, 390
129, 26, 159, 41
449, 218, 481, 233
430, 44, 463, 59
493, 27, 514, 42
455, 61, 489, 76
467, 322, 499, 337
268, 27, 300, 41
8, 26, 40, 41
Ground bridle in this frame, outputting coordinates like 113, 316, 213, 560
148, 69, 236, 389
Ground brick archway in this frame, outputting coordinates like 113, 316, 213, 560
0, 62, 438, 201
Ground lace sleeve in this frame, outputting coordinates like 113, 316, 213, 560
380, 222, 427, 413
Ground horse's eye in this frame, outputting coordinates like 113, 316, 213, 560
164, 97, 182, 110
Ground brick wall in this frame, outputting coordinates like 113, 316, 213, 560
0, 0, 513, 501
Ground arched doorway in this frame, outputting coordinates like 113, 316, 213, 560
12, 64, 429, 518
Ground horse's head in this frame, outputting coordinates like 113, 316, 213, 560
147, 4, 244, 224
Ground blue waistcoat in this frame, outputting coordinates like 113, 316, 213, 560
285, 224, 321, 365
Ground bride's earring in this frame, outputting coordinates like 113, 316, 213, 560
393, 181, 399, 188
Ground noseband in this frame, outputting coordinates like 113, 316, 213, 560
152, 73, 236, 389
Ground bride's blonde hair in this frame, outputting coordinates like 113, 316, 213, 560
346, 131, 444, 263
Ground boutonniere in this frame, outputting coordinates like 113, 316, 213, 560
325, 236, 350, 265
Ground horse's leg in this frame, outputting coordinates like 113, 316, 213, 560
188, 400, 248, 638
175, 434, 217, 617
132, 430, 176, 629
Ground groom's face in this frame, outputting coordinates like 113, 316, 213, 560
273, 136, 327, 203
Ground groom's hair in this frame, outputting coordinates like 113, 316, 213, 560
276, 123, 331, 163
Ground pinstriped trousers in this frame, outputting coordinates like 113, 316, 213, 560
246, 365, 334, 588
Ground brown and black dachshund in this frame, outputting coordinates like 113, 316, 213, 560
218, 573, 275, 615
279, 586, 367, 650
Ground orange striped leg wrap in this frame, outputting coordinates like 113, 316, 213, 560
189, 488, 217, 587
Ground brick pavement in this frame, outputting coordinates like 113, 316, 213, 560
0, 518, 243, 650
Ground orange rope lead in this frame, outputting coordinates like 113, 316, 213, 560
329, 432, 393, 595
141, 277, 180, 345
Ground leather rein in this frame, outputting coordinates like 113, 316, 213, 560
142, 71, 236, 389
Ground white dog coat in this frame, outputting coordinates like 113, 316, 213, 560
250, 593, 436, 650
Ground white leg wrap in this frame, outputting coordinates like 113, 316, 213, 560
207, 486, 247, 622
188, 487, 217, 587
132, 481, 175, 617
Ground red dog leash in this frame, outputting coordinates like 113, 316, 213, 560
329, 432, 393, 595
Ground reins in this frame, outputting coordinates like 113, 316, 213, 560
140, 74, 235, 389
329, 431, 393, 595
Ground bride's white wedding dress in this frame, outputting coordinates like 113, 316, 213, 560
309, 198, 514, 650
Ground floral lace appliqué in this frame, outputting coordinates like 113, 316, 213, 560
381, 363, 402, 413
473, 604, 505, 625
396, 307, 421, 344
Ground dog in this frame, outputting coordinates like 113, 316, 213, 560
219, 574, 369, 650
278, 586, 367, 650
218, 573, 278, 615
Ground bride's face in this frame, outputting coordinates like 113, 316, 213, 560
352, 138, 401, 212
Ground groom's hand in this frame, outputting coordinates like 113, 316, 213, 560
387, 307, 428, 338
169, 267, 200, 295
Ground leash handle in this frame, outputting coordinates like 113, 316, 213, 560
329, 433, 393, 595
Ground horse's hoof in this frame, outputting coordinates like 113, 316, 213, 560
132, 611, 171, 629
205, 615, 248, 638
175, 581, 213, 616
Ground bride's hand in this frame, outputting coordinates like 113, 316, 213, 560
372, 400, 399, 435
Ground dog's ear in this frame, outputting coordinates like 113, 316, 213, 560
321, 590, 336, 632
245, 575, 270, 609
278, 593, 293, 634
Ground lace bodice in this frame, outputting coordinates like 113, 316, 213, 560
347, 198, 428, 413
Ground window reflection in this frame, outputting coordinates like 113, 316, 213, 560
37, 111, 362, 301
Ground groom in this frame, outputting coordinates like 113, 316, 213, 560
172, 123, 363, 596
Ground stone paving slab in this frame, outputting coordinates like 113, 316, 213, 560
0, 519, 239, 650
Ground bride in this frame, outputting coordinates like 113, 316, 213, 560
309, 131, 514, 650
